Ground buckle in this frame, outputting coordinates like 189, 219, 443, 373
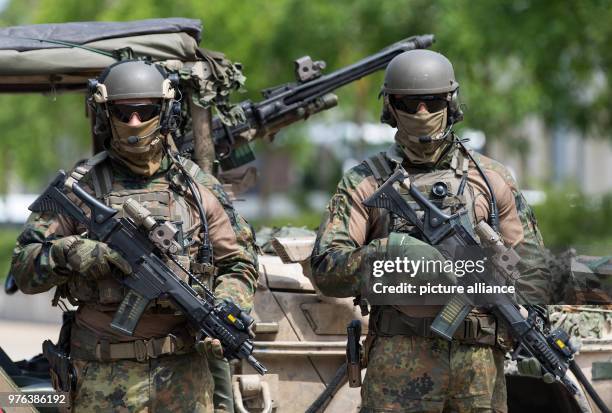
146, 334, 178, 359
167, 334, 178, 353
191, 262, 216, 277
98, 338, 111, 362
463, 319, 474, 339
145, 339, 156, 359
421, 319, 431, 337
134, 340, 148, 362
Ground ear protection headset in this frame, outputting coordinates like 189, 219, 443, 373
380, 94, 397, 127
159, 73, 182, 135
447, 88, 463, 124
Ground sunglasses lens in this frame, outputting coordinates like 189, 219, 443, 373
392, 96, 447, 114
110, 104, 161, 122
392, 98, 420, 113
137, 104, 161, 121
425, 100, 447, 113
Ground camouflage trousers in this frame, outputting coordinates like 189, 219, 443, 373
361, 336, 507, 413
70, 352, 214, 413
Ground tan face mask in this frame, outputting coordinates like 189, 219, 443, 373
390, 105, 450, 165
109, 115, 164, 176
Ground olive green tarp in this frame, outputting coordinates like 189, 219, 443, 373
0, 18, 203, 92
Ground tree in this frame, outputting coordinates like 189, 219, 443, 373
0, 0, 610, 190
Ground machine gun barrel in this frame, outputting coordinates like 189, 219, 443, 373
569, 359, 611, 413
211, 34, 435, 170
276, 34, 435, 108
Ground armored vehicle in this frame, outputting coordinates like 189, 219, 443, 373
0, 18, 610, 413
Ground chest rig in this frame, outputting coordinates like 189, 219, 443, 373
362, 147, 512, 346
365, 147, 479, 240
61, 151, 214, 308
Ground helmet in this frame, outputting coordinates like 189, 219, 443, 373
88, 60, 180, 135
383, 49, 458, 95
381, 49, 463, 125
90, 60, 176, 103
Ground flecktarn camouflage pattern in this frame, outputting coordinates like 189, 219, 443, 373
72, 352, 213, 413
311, 143, 552, 412
361, 336, 506, 413
10, 155, 258, 412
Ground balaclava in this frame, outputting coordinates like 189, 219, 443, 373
109, 115, 165, 176
390, 103, 450, 166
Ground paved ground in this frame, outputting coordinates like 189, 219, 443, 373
0, 319, 61, 361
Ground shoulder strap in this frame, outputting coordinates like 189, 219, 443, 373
364, 152, 393, 185
69, 151, 113, 198
90, 161, 113, 199
176, 155, 202, 181
455, 140, 500, 231
450, 149, 470, 177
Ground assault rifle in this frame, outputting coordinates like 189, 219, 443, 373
29, 171, 267, 375
363, 167, 521, 339
202, 34, 434, 170
363, 167, 610, 412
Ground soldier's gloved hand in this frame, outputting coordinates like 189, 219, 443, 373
380, 232, 455, 283
195, 337, 225, 360
517, 357, 555, 383
51, 236, 131, 278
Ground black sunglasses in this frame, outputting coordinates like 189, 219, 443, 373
391, 95, 448, 114
109, 103, 162, 123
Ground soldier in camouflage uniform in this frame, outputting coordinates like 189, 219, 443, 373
310, 50, 552, 412
10, 60, 258, 412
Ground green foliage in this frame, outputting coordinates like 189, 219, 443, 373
533, 190, 612, 254
0, 0, 610, 189
0, 227, 19, 281
0, 94, 91, 192
250, 210, 323, 231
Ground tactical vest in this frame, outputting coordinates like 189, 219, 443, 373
59, 151, 213, 309
362, 147, 510, 347
365, 147, 479, 239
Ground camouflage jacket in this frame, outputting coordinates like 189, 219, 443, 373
310, 144, 552, 305
11, 154, 258, 340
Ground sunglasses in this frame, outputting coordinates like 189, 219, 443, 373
391, 95, 448, 114
109, 103, 162, 123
